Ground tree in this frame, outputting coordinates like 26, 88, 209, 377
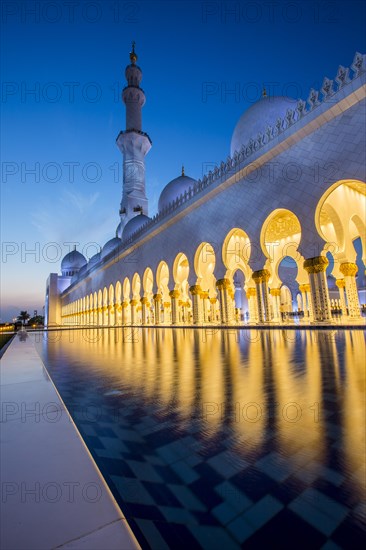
27, 315, 44, 326
17, 311, 30, 326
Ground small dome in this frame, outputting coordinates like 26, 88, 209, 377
122, 214, 151, 242
158, 171, 197, 212
61, 249, 87, 277
116, 221, 122, 239
230, 95, 296, 156
88, 252, 101, 269
101, 237, 122, 259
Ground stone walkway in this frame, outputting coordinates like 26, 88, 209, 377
0, 333, 140, 550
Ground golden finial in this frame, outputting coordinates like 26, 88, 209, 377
262, 85, 267, 98
182, 165, 185, 176
130, 41, 137, 64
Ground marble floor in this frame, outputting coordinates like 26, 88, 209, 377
0, 333, 139, 550
33, 327, 366, 549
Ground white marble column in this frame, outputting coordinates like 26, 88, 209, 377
246, 288, 257, 323
153, 294, 161, 325
304, 256, 332, 323
169, 290, 180, 324
252, 270, 271, 323
189, 286, 203, 325
216, 279, 234, 324
335, 279, 348, 318
141, 297, 148, 324
340, 263, 361, 319
270, 288, 281, 322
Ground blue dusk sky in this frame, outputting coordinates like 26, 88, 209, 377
1, 0, 365, 321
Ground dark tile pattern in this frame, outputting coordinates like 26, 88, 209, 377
35, 328, 366, 549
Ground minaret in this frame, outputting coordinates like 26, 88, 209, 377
116, 42, 151, 231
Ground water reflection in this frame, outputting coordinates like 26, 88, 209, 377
37, 328, 365, 547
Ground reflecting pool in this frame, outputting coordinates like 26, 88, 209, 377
35, 328, 365, 549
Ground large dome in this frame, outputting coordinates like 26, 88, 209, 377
101, 237, 121, 259
230, 95, 296, 156
61, 249, 87, 276
122, 214, 151, 242
158, 172, 197, 212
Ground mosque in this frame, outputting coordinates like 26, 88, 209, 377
45, 46, 366, 327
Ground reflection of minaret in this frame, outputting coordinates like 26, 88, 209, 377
116, 42, 151, 232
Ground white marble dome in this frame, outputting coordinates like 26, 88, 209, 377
61, 249, 87, 276
122, 214, 151, 242
101, 237, 121, 259
158, 172, 197, 212
88, 252, 101, 269
116, 221, 122, 239
230, 95, 296, 156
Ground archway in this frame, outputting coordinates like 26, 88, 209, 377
142, 267, 154, 324
93, 292, 97, 325
173, 252, 191, 323
131, 273, 141, 324
222, 228, 252, 323
108, 284, 115, 326
103, 287, 108, 326
316, 180, 366, 319
123, 277, 131, 324
278, 256, 298, 318
97, 289, 103, 326
194, 242, 217, 324
115, 281, 122, 325
260, 209, 304, 322
156, 261, 171, 324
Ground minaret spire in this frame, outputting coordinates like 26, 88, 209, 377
116, 43, 151, 233
130, 41, 137, 64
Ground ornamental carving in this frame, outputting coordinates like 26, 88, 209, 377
252, 269, 270, 282
340, 263, 358, 277
265, 214, 301, 242
189, 285, 202, 295
216, 278, 231, 290
335, 65, 350, 88
303, 256, 329, 273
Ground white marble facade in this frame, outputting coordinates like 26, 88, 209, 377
45, 50, 366, 327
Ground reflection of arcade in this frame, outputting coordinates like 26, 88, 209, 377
45, 328, 366, 498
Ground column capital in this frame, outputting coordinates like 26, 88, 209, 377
303, 256, 328, 273
153, 293, 162, 302
252, 269, 270, 283
189, 285, 202, 295
130, 299, 138, 306
216, 278, 231, 290
246, 287, 256, 298
270, 288, 281, 296
169, 290, 180, 298
140, 297, 149, 304
122, 301, 129, 308
340, 262, 358, 277
335, 278, 346, 288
